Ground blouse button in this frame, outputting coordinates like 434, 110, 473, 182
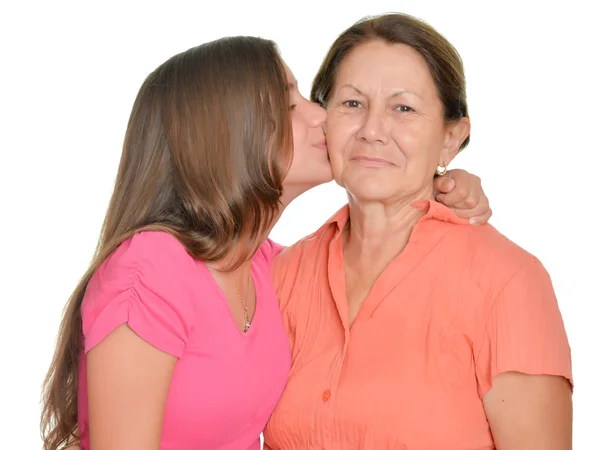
322, 389, 331, 401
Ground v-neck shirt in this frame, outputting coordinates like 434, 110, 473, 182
78, 232, 290, 450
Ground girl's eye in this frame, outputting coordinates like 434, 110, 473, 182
289, 104, 297, 111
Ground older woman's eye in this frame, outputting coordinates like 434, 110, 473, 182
395, 105, 414, 112
343, 100, 362, 108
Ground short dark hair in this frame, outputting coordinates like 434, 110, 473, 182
312, 13, 470, 150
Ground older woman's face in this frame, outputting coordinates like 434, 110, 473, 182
326, 40, 468, 202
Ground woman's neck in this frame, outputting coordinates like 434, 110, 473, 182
343, 187, 433, 265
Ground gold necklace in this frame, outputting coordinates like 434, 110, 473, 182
230, 273, 251, 333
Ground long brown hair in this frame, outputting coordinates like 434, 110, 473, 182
312, 13, 470, 150
40, 36, 292, 449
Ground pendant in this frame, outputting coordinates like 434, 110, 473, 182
243, 318, 251, 333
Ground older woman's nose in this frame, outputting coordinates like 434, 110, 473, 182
357, 108, 389, 145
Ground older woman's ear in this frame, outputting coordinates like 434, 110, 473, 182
441, 117, 471, 164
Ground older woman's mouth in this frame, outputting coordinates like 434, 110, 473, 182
350, 155, 396, 167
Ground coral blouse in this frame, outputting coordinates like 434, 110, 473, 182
264, 200, 571, 449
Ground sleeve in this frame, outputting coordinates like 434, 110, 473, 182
259, 238, 285, 265
81, 232, 196, 358
474, 257, 573, 397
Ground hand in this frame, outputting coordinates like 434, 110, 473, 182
433, 169, 492, 225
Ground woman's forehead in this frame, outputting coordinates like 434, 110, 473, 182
333, 42, 435, 99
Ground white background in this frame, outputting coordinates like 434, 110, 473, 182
1, 0, 598, 448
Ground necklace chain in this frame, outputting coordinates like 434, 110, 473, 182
231, 273, 251, 333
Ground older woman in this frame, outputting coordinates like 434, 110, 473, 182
264, 13, 572, 450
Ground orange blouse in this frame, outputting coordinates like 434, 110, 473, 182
264, 200, 572, 450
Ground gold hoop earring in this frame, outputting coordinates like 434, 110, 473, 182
436, 162, 447, 176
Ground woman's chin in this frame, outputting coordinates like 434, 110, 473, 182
345, 184, 399, 203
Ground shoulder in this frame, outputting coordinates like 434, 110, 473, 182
84, 231, 199, 324
445, 224, 562, 344
119, 230, 193, 267
255, 238, 285, 266
446, 223, 543, 287
273, 206, 346, 272
82, 232, 199, 356
272, 221, 335, 277
420, 201, 537, 283
97, 231, 195, 281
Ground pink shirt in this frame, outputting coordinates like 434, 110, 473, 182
77, 231, 290, 450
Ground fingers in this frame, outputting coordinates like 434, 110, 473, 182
437, 185, 492, 225
435, 169, 492, 223
433, 175, 456, 193
450, 198, 492, 224
454, 207, 493, 226
435, 185, 476, 210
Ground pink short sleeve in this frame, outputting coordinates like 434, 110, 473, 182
474, 258, 573, 397
81, 232, 197, 358
259, 238, 284, 264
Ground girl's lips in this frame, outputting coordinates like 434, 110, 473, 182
314, 139, 327, 149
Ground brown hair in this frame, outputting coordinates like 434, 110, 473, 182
311, 13, 470, 150
40, 36, 292, 449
